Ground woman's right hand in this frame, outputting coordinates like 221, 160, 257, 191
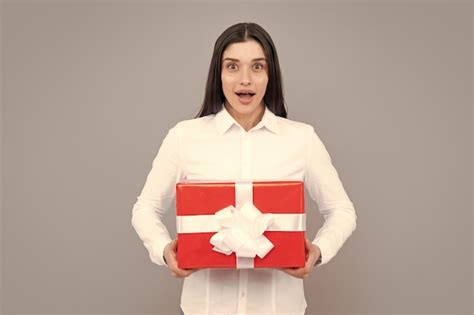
163, 239, 201, 278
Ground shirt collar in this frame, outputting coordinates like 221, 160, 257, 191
215, 102, 280, 135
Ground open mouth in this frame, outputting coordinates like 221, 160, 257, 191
235, 92, 256, 99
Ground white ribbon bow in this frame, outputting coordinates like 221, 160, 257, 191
209, 202, 275, 259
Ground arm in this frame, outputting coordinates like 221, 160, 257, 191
304, 126, 357, 270
131, 123, 183, 267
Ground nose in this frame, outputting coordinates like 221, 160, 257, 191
240, 66, 252, 86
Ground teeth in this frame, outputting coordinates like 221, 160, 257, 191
238, 93, 253, 98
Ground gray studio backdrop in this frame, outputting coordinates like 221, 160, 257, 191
1, 1, 472, 314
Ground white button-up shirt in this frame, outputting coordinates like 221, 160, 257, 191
131, 104, 357, 315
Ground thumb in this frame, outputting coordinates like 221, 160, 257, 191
305, 239, 314, 251
170, 239, 178, 252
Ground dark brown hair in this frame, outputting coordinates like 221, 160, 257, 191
195, 22, 288, 118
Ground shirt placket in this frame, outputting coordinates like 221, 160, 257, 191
237, 131, 251, 314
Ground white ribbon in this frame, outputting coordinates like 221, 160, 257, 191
209, 202, 275, 261
176, 181, 306, 268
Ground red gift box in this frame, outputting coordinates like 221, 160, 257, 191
176, 180, 306, 269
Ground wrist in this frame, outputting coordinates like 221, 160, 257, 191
163, 244, 168, 266
314, 245, 322, 266
314, 255, 322, 266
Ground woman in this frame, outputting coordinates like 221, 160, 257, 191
131, 22, 357, 315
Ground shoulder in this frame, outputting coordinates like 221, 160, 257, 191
170, 114, 215, 131
276, 116, 316, 137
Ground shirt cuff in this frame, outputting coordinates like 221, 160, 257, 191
312, 237, 331, 269
150, 238, 171, 267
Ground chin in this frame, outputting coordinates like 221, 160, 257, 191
229, 98, 263, 112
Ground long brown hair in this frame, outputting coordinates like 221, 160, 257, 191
195, 22, 288, 118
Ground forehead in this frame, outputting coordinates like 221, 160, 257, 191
222, 40, 266, 61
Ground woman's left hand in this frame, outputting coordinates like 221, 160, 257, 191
276, 239, 321, 279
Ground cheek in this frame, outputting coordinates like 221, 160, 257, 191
221, 74, 235, 92
221, 76, 237, 101
256, 76, 269, 91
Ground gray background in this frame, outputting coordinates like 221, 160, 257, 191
1, 0, 472, 314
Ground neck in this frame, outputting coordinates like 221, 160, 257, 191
225, 101, 265, 132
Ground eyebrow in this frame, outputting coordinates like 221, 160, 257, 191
223, 57, 267, 62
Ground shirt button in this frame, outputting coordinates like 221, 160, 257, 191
240, 291, 245, 298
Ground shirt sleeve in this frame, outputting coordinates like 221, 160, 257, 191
130, 123, 183, 267
304, 125, 357, 269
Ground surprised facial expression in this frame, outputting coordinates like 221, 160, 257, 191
221, 40, 269, 115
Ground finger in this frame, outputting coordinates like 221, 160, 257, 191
167, 253, 179, 269
167, 248, 178, 262
170, 267, 186, 278
168, 241, 177, 256
168, 241, 178, 260
304, 241, 310, 256
174, 266, 201, 276
178, 268, 195, 277
182, 268, 198, 274
171, 239, 178, 251
278, 264, 310, 278
166, 253, 183, 275
307, 251, 318, 267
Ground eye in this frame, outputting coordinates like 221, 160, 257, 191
254, 63, 265, 70
226, 63, 237, 70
